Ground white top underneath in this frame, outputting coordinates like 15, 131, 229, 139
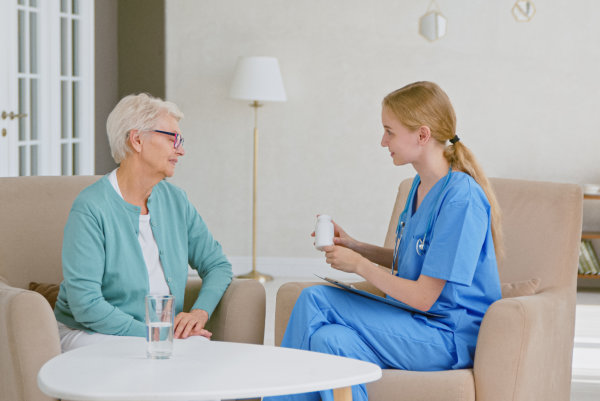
109, 169, 170, 296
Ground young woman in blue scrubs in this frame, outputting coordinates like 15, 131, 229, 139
264, 81, 503, 401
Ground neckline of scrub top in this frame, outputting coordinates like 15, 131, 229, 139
409, 172, 453, 219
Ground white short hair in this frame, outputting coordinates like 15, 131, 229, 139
106, 93, 184, 163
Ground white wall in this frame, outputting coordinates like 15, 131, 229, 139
164, 0, 600, 262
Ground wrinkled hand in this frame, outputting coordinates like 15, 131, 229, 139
322, 245, 365, 274
174, 309, 211, 339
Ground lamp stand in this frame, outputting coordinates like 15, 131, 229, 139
236, 101, 273, 283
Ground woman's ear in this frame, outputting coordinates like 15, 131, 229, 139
417, 126, 431, 144
128, 129, 143, 153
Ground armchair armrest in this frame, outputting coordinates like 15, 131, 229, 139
185, 278, 266, 344
353, 279, 385, 297
275, 281, 320, 346
474, 288, 576, 401
274, 280, 379, 346
0, 282, 60, 401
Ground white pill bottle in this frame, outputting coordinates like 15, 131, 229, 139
314, 215, 334, 251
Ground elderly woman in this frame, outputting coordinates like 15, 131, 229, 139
54, 93, 232, 352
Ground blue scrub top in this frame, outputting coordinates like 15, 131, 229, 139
394, 172, 501, 368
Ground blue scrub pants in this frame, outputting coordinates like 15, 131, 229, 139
263, 285, 456, 401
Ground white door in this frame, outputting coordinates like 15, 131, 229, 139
0, 0, 18, 176
0, 0, 94, 177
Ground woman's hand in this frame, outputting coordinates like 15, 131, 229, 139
174, 308, 212, 339
322, 245, 369, 274
331, 221, 358, 250
312, 218, 359, 251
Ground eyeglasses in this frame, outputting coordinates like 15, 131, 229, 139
151, 130, 185, 149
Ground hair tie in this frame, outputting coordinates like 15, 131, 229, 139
449, 135, 460, 144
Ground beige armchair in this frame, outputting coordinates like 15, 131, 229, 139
275, 178, 582, 401
0, 176, 266, 401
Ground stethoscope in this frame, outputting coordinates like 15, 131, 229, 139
391, 166, 453, 276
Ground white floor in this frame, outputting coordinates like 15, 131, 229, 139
261, 278, 600, 401
572, 289, 600, 401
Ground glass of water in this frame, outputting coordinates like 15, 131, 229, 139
145, 294, 175, 359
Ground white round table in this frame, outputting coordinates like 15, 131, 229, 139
38, 336, 381, 401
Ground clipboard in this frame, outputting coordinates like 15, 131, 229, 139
316, 275, 446, 318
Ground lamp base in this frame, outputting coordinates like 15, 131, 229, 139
236, 270, 273, 283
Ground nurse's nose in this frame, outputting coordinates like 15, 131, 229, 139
381, 133, 388, 147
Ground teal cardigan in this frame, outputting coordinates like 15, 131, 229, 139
54, 176, 233, 337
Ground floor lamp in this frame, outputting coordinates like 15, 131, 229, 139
229, 56, 287, 283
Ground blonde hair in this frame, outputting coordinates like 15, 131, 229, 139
106, 93, 184, 163
383, 81, 504, 260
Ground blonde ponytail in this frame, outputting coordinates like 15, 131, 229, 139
444, 141, 504, 260
384, 81, 504, 260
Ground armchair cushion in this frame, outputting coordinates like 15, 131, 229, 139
501, 278, 540, 299
28, 282, 60, 309
0, 281, 61, 401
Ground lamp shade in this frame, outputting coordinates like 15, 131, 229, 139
229, 56, 287, 102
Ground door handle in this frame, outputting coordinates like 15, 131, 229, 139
1, 111, 28, 120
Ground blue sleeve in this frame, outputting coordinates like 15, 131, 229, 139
185, 199, 233, 317
420, 199, 489, 286
61, 206, 145, 336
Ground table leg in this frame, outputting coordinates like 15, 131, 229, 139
333, 386, 352, 401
